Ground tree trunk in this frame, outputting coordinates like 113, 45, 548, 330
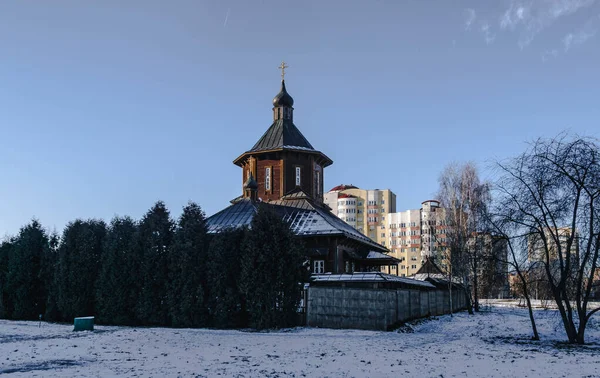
576, 317, 586, 344
520, 277, 539, 340
448, 260, 453, 317
554, 296, 578, 343
473, 252, 479, 312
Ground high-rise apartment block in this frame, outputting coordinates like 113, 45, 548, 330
384, 200, 450, 276
326, 185, 450, 276
324, 185, 397, 242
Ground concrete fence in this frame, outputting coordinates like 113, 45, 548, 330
306, 273, 467, 331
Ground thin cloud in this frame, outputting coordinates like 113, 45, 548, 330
464, 8, 477, 30
224, 7, 231, 28
562, 13, 600, 51
541, 49, 559, 61
481, 22, 496, 44
465, 0, 598, 48
500, 3, 530, 30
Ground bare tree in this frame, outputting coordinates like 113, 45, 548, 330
485, 214, 540, 340
494, 133, 600, 344
437, 162, 490, 313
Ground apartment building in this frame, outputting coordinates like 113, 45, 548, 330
324, 185, 397, 244
384, 200, 450, 277
527, 227, 579, 263
326, 186, 451, 277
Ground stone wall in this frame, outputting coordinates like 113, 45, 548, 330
307, 286, 467, 331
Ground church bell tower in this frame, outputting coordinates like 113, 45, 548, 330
233, 62, 332, 203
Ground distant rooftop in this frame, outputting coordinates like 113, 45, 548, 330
329, 184, 358, 192
311, 272, 435, 289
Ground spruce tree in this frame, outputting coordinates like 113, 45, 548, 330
6, 220, 51, 320
96, 216, 138, 325
43, 231, 61, 321
239, 205, 308, 329
207, 228, 247, 328
168, 202, 209, 328
0, 238, 14, 319
135, 201, 174, 326
56, 219, 107, 321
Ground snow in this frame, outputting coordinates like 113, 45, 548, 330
1, 305, 599, 377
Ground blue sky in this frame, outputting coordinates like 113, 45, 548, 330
1, 0, 599, 237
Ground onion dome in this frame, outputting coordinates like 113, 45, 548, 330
244, 173, 258, 190
272, 80, 294, 108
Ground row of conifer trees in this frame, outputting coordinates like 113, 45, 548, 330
0, 201, 308, 329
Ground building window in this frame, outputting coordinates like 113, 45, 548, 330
381, 199, 385, 204
265, 167, 271, 191
381, 233, 385, 237
295, 167, 301, 186
411, 265, 417, 269
313, 260, 324, 274
315, 171, 320, 195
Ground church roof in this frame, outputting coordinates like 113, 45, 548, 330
233, 118, 333, 167
414, 257, 445, 275
249, 119, 314, 153
206, 197, 387, 252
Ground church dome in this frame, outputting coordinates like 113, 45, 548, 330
244, 173, 258, 190
272, 80, 294, 107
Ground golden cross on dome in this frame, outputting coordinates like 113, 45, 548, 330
278, 61, 289, 80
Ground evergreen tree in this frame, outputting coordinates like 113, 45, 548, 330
43, 231, 61, 321
135, 201, 174, 326
0, 238, 14, 318
239, 205, 308, 329
6, 220, 51, 320
168, 202, 209, 328
96, 216, 139, 325
207, 228, 247, 328
56, 219, 107, 321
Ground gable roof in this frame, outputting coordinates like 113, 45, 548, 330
415, 257, 445, 275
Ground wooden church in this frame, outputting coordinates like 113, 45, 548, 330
206, 64, 398, 274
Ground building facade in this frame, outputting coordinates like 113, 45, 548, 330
384, 200, 450, 276
324, 186, 397, 243
326, 190, 452, 277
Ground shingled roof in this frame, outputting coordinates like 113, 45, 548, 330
250, 119, 314, 152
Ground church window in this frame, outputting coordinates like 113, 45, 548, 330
265, 167, 271, 191
313, 260, 324, 274
315, 171, 320, 195
295, 167, 301, 186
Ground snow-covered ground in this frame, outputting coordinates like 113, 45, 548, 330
1, 306, 599, 377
